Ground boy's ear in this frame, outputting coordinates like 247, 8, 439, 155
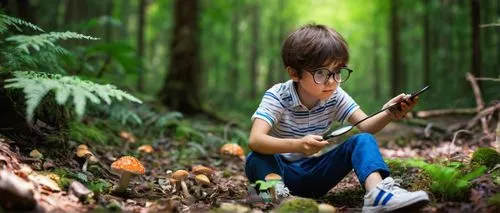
287, 67, 300, 82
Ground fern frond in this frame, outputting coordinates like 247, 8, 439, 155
4, 71, 142, 123
0, 14, 44, 33
1, 48, 38, 70
6, 31, 99, 54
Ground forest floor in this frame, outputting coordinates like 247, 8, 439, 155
0, 114, 499, 213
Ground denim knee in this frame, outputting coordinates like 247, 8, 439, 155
245, 152, 282, 182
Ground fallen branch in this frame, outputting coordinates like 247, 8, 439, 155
466, 103, 500, 130
448, 129, 472, 159
416, 108, 476, 118
401, 118, 447, 133
466, 72, 489, 134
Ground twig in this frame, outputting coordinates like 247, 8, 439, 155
474, 77, 500, 82
466, 72, 489, 134
479, 23, 500, 28
416, 108, 476, 118
466, 103, 500, 130
448, 129, 472, 159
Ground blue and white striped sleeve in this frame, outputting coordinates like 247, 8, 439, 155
333, 87, 360, 124
251, 88, 285, 127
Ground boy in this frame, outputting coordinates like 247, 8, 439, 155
245, 24, 430, 212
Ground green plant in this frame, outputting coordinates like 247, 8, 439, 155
0, 14, 142, 123
471, 147, 500, 169
406, 159, 487, 201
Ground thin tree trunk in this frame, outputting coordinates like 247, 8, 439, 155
423, 0, 430, 86
105, 0, 113, 42
471, 0, 481, 79
229, 2, 240, 95
159, 0, 201, 114
249, 4, 260, 98
390, 0, 402, 96
137, 0, 146, 92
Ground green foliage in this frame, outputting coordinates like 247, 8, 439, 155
471, 147, 500, 169
277, 198, 319, 213
488, 193, 500, 207
0, 14, 44, 33
4, 71, 142, 122
69, 121, 108, 144
88, 179, 112, 194
6, 32, 98, 54
406, 159, 487, 201
253, 180, 280, 191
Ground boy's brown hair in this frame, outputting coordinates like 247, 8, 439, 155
281, 24, 349, 76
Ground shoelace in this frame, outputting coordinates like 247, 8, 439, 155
381, 178, 408, 195
275, 182, 290, 198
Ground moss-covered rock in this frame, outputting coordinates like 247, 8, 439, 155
471, 147, 500, 169
488, 193, 500, 208
277, 197, 319, 213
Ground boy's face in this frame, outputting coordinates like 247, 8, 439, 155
290, 62, 341, 101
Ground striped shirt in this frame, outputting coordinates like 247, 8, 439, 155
251, 80, 359, 161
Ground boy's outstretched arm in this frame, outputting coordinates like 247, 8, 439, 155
348, 94, 419, 134
248, 119, 329, 155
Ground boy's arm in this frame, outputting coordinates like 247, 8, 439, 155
348, 94, 418, 134
248, 119, 328, 155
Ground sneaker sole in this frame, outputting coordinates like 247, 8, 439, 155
386, 196, 430, 212
362, 194, 430, 213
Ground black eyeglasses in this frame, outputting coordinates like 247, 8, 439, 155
305, 67, 353, 84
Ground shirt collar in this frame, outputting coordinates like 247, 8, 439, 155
287, 80, 328, 109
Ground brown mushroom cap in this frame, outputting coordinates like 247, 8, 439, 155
195, 174, 211, 186
220, 143, 245, 158
120, 131, 136, 143
171, 170, 189, 181
111, 156, 145, 175
137, 145, 154, 153
76, 149, 93, 158
77, 144, 88, 151
264, 173, 282, 181
191, 165, 214, 175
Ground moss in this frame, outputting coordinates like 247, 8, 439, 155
88, 179, 112, 194
488, 193, 500, 207
69, 121, 108, 145
51, 168, 72, 189
471, 147, 500, 169
277, 198, 319, 213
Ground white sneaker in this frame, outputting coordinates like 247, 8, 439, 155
362, 177, 430, 213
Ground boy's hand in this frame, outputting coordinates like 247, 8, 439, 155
299, 135, 329, 156
383, 93, 419, 120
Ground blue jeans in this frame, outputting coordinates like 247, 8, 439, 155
245, 133, 390, 198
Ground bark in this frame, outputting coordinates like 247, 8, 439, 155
159, 0, 202, 114
390, 0, 402, 96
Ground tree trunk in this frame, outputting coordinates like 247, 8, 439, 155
390, 0, 402, 96
229, 2, 240, 95
471, 0, 481, 79
159, 0, 201, 114
105, 0, 113, 42
137, 0, 146, 92
422, 0, 430, 86
249, 4, 260, 98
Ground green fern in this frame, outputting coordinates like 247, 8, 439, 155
0, 14, 44, 34
4, 71, 142, 123
6, 31, 99, 54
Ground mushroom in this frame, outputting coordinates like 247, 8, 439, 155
110, 156, 145, 192
191, 165, 214, 176
265, 173, 282, 201
195, 174, 210, 186
76, 148, 96, 172
171, 170, 190, 197
120, 131, 136, 151
29, 149, 43, 159
137, 145, 154, 154
220, 143, 245, 160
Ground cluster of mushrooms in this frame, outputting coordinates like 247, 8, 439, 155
75, 135, 245, 194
